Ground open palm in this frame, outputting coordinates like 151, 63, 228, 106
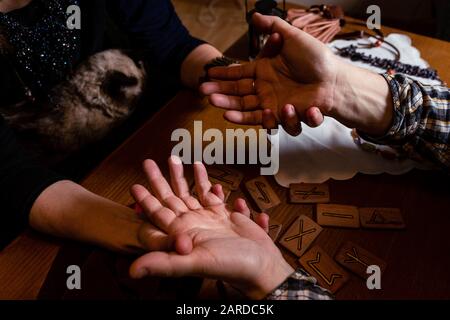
200, 13, 339, 133
131, 158, 292, 299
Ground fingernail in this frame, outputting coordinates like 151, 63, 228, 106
287, 105, 296, 117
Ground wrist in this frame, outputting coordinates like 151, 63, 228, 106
329, 62, 394, 135
245, 257, 294, 300
181, 44, 222, 89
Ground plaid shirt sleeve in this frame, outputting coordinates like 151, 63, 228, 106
266, 268, 334, 300
358, 74, 450, 169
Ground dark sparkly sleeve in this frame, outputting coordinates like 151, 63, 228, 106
107, 0, 205, 77
266, 268, 334, 300
358, 74, 450, 170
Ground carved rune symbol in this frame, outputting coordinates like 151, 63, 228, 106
269, 224, 279, 232
344, 247, 369, 268
208, 168, 234, 185
367, 210, 402, 225
322, 212, 354, 219
255, 181, 271, 203
307, 252, 343, 286
284, 219, 316, 251
294, 187, 325, 200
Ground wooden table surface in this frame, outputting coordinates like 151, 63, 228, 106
1, 14, 449, 300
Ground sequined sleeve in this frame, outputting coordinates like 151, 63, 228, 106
266, 269, 334, 300
357, 74, 450, 169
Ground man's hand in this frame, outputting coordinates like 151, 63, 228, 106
129, 157, 294, 299
200, 13, 393, 137
200, 13, 335, 135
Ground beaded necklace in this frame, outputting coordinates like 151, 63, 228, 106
336, 44, 443, 83
0, 0, 81, 101
333, 31, 444, 85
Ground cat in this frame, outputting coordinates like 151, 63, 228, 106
1, 49, 146, 154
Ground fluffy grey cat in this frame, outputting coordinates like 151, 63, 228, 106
2, 49, 146, 154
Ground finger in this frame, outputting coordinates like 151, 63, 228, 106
262, 109, 278, 130
131, 184, 175, 231
143, 159, 188, 215
254, 213, 270, 233
174, 233, 193, 256
168, 156, 202, 210
209, 94, 259, 111
233, 198, 251, 219
281, 104, 302, 136
223, 110, 263, 126
211, 184, 225, 202
200, 79, 257, 96
208, 63, 256, 80
194, 162, 222, 207
138, 222, 172, 251
258, 32, 283, 59
130, 251, 198, 279
305, 107, 325, 128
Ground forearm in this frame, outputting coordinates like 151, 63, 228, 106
181, 43, 222, 89
29, 181, 145, 254
329, 62, 394, 136
358, 74, 450, 168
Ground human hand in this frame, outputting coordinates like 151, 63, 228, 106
200, 13, 394, 137
129, 157, 294, 299
200, 13, 340, 135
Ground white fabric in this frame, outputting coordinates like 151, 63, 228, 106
274, 34, 435, 187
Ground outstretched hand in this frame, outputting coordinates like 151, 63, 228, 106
200, 13, 341, 136
129, 157, 293, 299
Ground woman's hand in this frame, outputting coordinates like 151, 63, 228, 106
29, 180, 159, 254
129, 157, 294, 299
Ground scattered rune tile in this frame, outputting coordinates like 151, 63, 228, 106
191, 184, 231, 202
268, 219, 283, 241
335, 241, 387, 279
279, 215, 322, 257
316, 204, 360, 228
359, 207, 405, 229
245, 176, 281, 211
289, 183, 330, 204
299, 246, 350, 294
207, 166, 244, 191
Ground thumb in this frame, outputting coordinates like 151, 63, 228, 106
252, 13, 297, 39
130, 251, 197, 279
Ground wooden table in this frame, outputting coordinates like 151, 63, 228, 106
1, 15, 449, 300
